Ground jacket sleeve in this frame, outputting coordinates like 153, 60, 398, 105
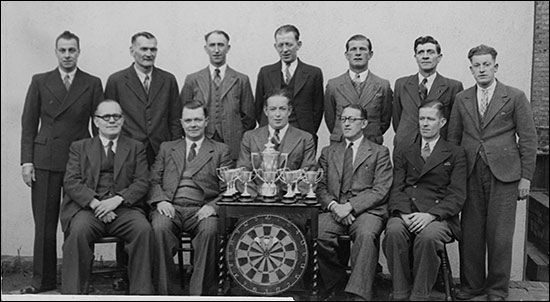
388, 148, 412, 215
20, 75, 40, 165
315, 146, 337, 210
148, 142, 172, 205
240, 75, 257, 131
312, 68, 325, 133
116, 142, 149, 206
392, 79, 402, 133
254, 69, 266, 124
63, 141, 98, 209
168, 76, 183, 140
380, 80, 393, 135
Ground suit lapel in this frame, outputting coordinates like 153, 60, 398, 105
45, 69, 67, 105
147, 68, 166, 105
426, 74, 449, 103
220, 67, 238, 100
358, 73, 378, 106
197, 68, 211, 103
292, 60, 309, 97
331, 141, 346, 180
279, 127, 300, 157
113, 136, 130, 181
462, 87, 481, 132
404, 140, 425, 176
170, 140, 187, 178
420, 139, 452, 177
86, 137, 102, 189
404, 75, 422, 107
268, 62, 282, 89
482, 82, 510, 128
336, 73, 359, 105
55, 69, 89, 118
124, 65, 148, 104
353, 138, 372, 174
186, 138, 214, 176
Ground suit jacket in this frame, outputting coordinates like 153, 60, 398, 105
255, 59, 324, 138
180, 66, 256, 160
316, 137, 393, 218
392, 73, 463, 149
21, 68, 103, 171
324, 71, 393, 144
448, 81, 537, 182
389, 138, 467, 239
148, 137, 233, 211
60, 136, 149, 232
104, 64, 183, 157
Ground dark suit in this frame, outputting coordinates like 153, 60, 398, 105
149, 138, 232, 295
180, 66, 255, 160
448, 81, 537, 298
105, 64, 182, 165
20, 67, 103, 290
255, 59, 324, 142
383, 138, 466, 300
392, 73, 463, 149
316, 137, 393, 300
324, 71, 393, 144
60, 136, 153, 294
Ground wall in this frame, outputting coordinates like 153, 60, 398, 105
1, 1, 535, 280
532, 1, 549, 149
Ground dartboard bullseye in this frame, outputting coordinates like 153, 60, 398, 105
226, 214, 308, 295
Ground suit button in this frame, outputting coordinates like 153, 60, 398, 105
147, 121, 152, 125
413, 185, 417, 188
411, 197, 416, 201
435, 200, 440, 204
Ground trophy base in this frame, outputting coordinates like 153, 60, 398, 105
221, 194, 237, 202
239, 195, 253, 202
303, 196, 318, 205
282, 196, 297, 204
261, 195, 277, 203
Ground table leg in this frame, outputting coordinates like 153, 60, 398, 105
218, 232, 226, 295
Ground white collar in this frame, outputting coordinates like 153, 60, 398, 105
269, 124, 289, 140
344, 134, 363, 147
281, 59, 298, 74
209, 64, 227, 79
421, 136, 440, 153
133, 64, 153, 83
348, 69, 369, 83
98, 135, 119, 151
58, 67, 77, 83
186, 137, 204, 151
418, 72, 437, 92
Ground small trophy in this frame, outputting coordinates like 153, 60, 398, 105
302, 169, 323, 204
255, 170, 280, 202
217, 167, 242, 201
238, 170, 255, 202
280, 169, 305, 204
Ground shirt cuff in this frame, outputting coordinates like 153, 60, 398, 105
22, 163, 33, 167
327, 200, 337, 211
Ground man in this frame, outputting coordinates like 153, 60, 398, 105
20, 30, 103, 294
393, 35, 463, 150
237, 88, 317, 198
316, 104, 393, 301
180, 30, 255, 161
60, 100, 153, 294
324, 34, 393, 145
105, 31, 182, 166
383, 101, 467, 301
448, 45, 537, 301
255, 24, 324, 144
149, 101, 233, 295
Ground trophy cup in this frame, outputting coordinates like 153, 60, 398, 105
302, 169, 323, 204
217, 167, 242, 202
280, 169, 305, 204
238, 170, 255, 202
251, 140, 288, 202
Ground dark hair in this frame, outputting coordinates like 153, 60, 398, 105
264, 88, 293, 108
346, 34, 372, 52
182, 100, 209, 118
342, 104, 368, 119
467, 44, 498, 61
56, 30, 80, 49
419, 100, 445, 118
131, 31, 156, 44
204, 30, 230, 43
414, 36, 441, 54
274, 24, 300, 40
95, 99, 123, 115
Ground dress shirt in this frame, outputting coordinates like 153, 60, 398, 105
476, 80, 497, 111
421, 136, 440, 156
281, 59, 298, 79
98, 135, 119, 155
269, 124, 289, 142
185, 137, 204, 159
133, 64, 152, 87
209, 64, 227, 82
348, 69, 369, 83
58, 67, 77, 85
418, 72, 438, 94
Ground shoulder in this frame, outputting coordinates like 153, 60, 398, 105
259, 62, 279, 73
498, 82, 526, 99
290, 126, 314, 140
368, 71, 390, 86
31, 69, 56, 82
154, 67, 177, 80
456, 86, 475, 99
328, 73, 347, 85
395, 74, 415, 85
76, 69, 102, 83
211, 139, 231, 153
107, 66, 131, 81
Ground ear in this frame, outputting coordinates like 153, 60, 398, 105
440, 117, 447, 128
361, 119, 368, 129
297, 40, 302, 49
494, 63, 499, 73
93, 117, 100, 129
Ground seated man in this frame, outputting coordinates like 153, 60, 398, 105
316, 104, 393, 301
61, 99, 153, 294
149, 100, 233, 295
383, 101, 466, 301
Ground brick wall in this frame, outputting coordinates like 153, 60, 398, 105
533, 1, 549, 151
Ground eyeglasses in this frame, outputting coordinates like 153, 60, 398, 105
339, 116, 364, 123
95, 114, 123, 122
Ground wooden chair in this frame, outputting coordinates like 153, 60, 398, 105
176, 232, 194, 288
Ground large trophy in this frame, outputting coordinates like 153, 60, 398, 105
302, 169, 323, 204
251, 140, 288, 202
217, 167, 242, 202
280, 169, 305, 204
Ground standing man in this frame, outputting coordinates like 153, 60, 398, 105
149, 101, 233, 295
180, 30, 255, 161
383, 101, 466, 301
393, 35, 463, 150
448, 45, 537, 301
316, 104, 393, 301
61, 100, 153, 295
20, 30, 103, 294
255, 24, 324, 144
324, 34, 393, 145
105, 31, 182, 166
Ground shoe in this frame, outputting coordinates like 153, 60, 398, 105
19, 285, 55, 294
455, 290, 478, 300
112, 278, 127, 291
487, 294, 505, 301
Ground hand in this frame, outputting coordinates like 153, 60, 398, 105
341, 214, 356, 226
400, 213, 412, 227
332, 203, 353, 221
100, 211, 117, 224
407, 212, 436, 234
156, 201, 175, 219
22, 164, 35, 187
518, 178, 531, 200
94, 196, 123, 219
196, 205, 216, 222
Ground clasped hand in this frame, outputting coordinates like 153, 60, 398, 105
400, 212, 436, 234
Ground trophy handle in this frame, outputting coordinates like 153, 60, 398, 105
255, 169, 265, 182
279, 153, 289, 170
216, 167, 227, 182
251, 153, 260, 172
315, 168, 324, 182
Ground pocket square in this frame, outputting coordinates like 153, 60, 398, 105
444, 162, 451, 166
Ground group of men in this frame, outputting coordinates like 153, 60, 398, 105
20, 25, 537, 301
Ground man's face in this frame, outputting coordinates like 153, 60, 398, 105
94, 102, 124, 140
181, 107, 208, 141
345, 39, 372, 71
205, 33, 230, 67
131, 36, 157, 70
264, 95, 292, 130
414, 43, 441, 73
419, 107, 446, 141
274, 31, 301, 64
469, 54, 498, 88
340, 107, 367, 141
55, 38, 80, 72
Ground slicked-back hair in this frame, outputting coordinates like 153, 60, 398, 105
182, 100, 209, 118
419, 100, 445, 118
131, 31, 156, 44
467, 44, 498, 61
264, 88, 293, 109
342, 104, 368, 120
95, 99, 123, 115
346, 34, 372, 52
204, 30, 230, 43
56, 30, 80, 49
274, 24, 300, 40
414, 35, 441, 54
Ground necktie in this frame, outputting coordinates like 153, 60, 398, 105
188, 142, 197, 162
479, 88, 489, 116
107, 140, 115, 165
352, 73, 362, 95
284, 63, 291, 84
419, 77, 428, 101
143, 75, 150, 94
271, 129, 281, 150
341, 142, 354, 195
421, 142, 431, 162
213, 68, 221, 87
63, 74, 71, 91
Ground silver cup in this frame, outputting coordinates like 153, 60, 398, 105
303, 169, 323, 199
238, 170, 255, 197
216, 167, 242, 197
280, 169, 305, 199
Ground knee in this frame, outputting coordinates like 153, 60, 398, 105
197, 217, 218, 239
355, 228, 378, 245
151, 214, 173, 234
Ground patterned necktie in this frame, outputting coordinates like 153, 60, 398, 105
107, 140, 115, 165
213, 68, 221, 87
63, 74, 71, 91
479, 88, 489, 116
271, 129, 281, 150
188, 142, 197, 162
284, 63, 291, 84
421, 142, 431, 162
143, 74, 150, 94
352, 73, 362, 95
341, 142, 354, 195
419, 77, 428, 101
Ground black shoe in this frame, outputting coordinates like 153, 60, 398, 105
456, 290, 478, 300
112, 277, 127, 291
20, 285, 56, 294
487, 294, 505, 301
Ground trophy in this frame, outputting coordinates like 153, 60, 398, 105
302, 169, 323, 204
251, 140, 288, 202
238, 170, 255, 202
217, 167, 242, 201
280, 169, 305, 203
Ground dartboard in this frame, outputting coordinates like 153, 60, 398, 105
226, 214, 308, 295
